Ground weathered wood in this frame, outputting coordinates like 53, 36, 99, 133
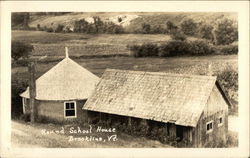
28, 62, 37, 123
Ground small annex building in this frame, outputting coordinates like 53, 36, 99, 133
20, 49, 99, 122
83, 69, 230, 147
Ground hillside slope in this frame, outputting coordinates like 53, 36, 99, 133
29, 12, 237, 32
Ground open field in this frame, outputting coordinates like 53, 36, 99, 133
12, 55, 237, 80
12, 31, 173, 56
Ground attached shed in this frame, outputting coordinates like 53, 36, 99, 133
83, 69, 230, 147
20, 52, 99, 122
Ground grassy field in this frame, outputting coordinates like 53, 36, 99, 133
12, 31, 173, 57
12, 120, 172, 148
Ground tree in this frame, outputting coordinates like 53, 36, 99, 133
11, 13, 30, 28
170, 30, 186, 41
199, 24, 214, 40
213, 18, 238, 45
141, 23, 151, 34
166, 21, 178, 33
180, 18, 198, 36
11, 41, 33, 61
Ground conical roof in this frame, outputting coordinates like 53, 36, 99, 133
20, 56, 100, 101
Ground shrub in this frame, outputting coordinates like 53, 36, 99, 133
20, 113, 30, 122
141, 23, 151, 34
219, 44, 238, 55
11, 41, 34, 61
55, 24, 64, 33
46, 27, 54, 33
11, 79, 28, 119
189, 40, 215, 55
170, 30, 187, 41
216, 66, 238, 107
158, 40, 191, 57
213, 18, 238, 45
128, 43, 159, 57
180, 18, 198, 36
166, 21, 178, 34
199, 24, 214, 40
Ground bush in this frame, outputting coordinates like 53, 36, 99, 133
128, 43, 159, 57
170, 30, 187, 41
141, 23, 151, 34
55, 24, 64, 33
219, 44, 238, 55
199, 24, 214, 40
11, 79, 28, 119
189, 40, 215, 55
20, 113, 30, 122
11, 41, 33, 61
216, 66, 238, 107
158, 40, 191, 57
180, 18, 198, 36
213, 18, 238, 45
46, 27, 54, 33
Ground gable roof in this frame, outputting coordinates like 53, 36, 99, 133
83, 69, 217, 127
20, 57, 99, 100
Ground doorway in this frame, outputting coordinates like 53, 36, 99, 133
176, 125, 183, 141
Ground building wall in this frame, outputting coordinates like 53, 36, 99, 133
193, 85, 228, 147
23, 98, 88, 123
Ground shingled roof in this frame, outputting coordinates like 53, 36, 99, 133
83, 69, 217, 127
20, 56, 99, 101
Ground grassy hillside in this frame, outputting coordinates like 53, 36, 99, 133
28, 12, 237, 32
12, 30, 172, 57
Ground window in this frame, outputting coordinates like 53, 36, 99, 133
64, 101, 77, 118
218, 116, 223, 127
206, 121, 213, 133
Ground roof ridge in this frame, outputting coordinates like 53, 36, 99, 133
105, 68, 217, 79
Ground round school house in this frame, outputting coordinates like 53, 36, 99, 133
20, 50, 99, 122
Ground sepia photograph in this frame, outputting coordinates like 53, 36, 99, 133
0, 1, 249, 158
11, 11, 238, 148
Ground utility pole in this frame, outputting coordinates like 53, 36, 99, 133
28, 61, 37, 123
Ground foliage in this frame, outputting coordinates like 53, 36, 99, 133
36, 24, 41, 31
11, 41, 34, 61
180, 18, 198, 36
216, 66, 238, 106
141, 23, 151, 34
199, 24, 214, 40
128, 43, 159, 57
213, 18, 238, 45
218, 44, 238, 55
158, 40, 191, 57
73, 17, 124, 34
11, 79, 28, 119
20, 113, 30, 122
104, 22, 124, 34
11, 13, 30, 29
46, 27, 54, 33
170, 30, 187, 41
55, 24, 65, 33
189, 40, 215, 55
166, 21, 178, 33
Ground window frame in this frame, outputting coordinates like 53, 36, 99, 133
64, 101, 77, 118
206, 120, 213, 134
22, 97, 28, 113
218, 116, 223, 127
